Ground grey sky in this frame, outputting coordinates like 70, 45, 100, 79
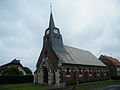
0, 0, 120, 72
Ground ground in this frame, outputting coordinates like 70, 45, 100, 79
93, 84, 120, 90
0, 80, 120, 90
0, 83, 56, 90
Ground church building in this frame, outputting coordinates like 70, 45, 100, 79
34, 11, 109, 86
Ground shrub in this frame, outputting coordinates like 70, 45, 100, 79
0, 75, 33, 84
66, 81, 77, 86
111, 76, 120, 80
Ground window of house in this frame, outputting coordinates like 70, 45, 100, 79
17, 65, 19, 68
117, 68, 120, 71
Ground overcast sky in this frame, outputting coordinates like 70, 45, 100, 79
0, 0, 120, 72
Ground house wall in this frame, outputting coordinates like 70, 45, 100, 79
116, 66, 120, 76
4, 64, 26, 75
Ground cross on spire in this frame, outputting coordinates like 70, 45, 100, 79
49, 3, 55, 28
50, 3, 52, 13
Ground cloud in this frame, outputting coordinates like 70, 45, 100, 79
0, 0, 120, 71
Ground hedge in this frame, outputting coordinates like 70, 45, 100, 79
111, 76, 120, 80
0, 75, 33, 84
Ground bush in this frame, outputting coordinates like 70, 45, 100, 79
66, 81, 77, 86
111, 76, 120, 80
0, 75, 33, 84
78, 80, 89, 84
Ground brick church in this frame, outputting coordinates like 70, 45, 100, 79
34, 11, 109, 86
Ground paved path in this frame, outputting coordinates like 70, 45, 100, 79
93, 84, 120, 90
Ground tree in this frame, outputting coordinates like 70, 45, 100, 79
23, 67, 32, 75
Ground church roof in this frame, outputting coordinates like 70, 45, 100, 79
55, 45, 106, 66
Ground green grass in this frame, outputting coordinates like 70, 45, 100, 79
0, 83, 32, 89
0, 83, 56, 90
11, 86, 56, 90
0, 80, 120, 90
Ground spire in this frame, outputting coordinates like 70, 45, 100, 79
49, 3, 55, 28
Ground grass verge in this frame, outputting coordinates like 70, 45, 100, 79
0, 83, 32, 89
0, 83, 56, 90
0, 80, 120, 90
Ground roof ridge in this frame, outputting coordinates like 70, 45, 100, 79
64, 45, 90, 53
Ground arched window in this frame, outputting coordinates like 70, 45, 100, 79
72, 68, 75, 72
84, 68, 87, 72
89, 68, 92, 74
97, 69, 99, 73
67, 67, 70, 75
79, 68, 82, 74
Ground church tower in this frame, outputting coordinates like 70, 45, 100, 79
35, 7, 70, 85
43, 11, 67, 53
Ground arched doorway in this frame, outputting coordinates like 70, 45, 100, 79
43, 66, 48, 84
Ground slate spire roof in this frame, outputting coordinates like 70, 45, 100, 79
49, 6, 55, 28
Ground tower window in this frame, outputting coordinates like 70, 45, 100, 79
53, 29, 58, 34
46, 30, 50, 35
44, 37, 49, 42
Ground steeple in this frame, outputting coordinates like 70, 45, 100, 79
49, 13, 55, 28
49, 4, 55, 28
43, 5, 68, 53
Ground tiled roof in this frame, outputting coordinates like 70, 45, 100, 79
10, 59, 20, 64
100, 55, 120, 66
1, 59, 23, 67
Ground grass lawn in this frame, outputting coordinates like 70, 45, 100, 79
0, 80, 120, 90
0, 83, 56, 90
0, 83, 32, 89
